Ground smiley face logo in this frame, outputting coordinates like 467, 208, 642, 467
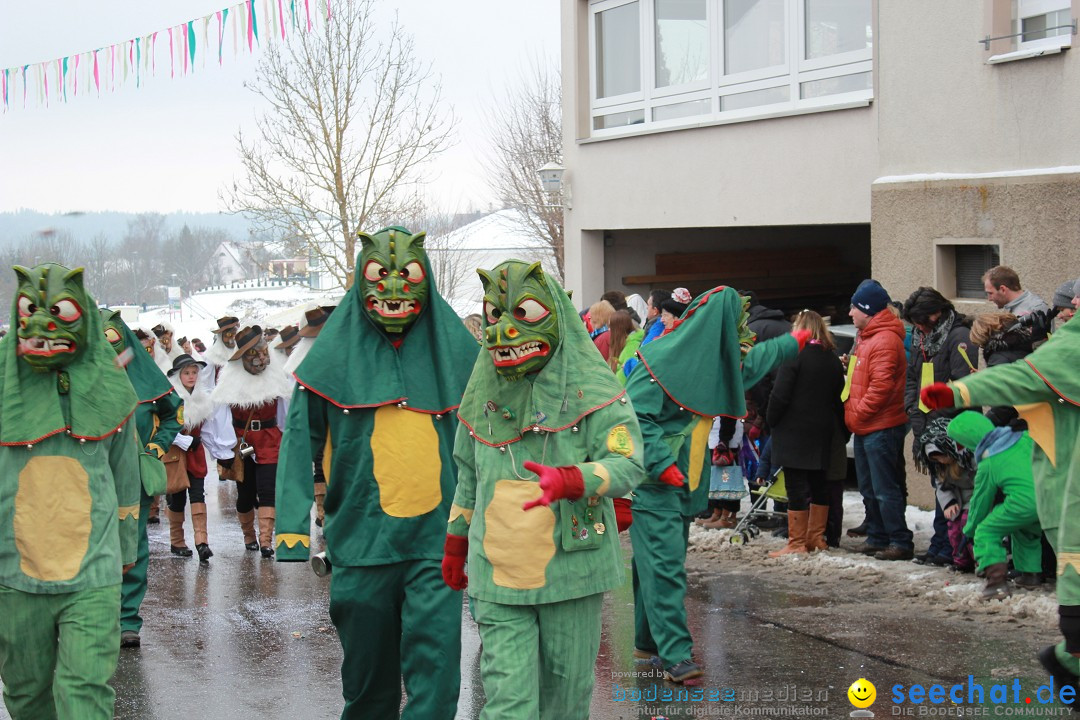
848, 678, 876, 708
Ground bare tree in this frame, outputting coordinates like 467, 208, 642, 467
482, 61, 564, 279
223, 0, 454, 289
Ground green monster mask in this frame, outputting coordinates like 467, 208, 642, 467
102, 310, 127, 355
358, 226, 430, 334
479, 260, 560, 380
12, 263, 90, 372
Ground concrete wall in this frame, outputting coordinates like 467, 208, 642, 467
561, 0, 878, 302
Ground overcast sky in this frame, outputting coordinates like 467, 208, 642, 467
0, 0, 559, 216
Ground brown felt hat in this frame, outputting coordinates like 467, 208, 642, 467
151, 324, 169, 338
275, 324, 301, 350
213, 316, 240, 334
298, 306, 331, 337
229, 325, 264, 361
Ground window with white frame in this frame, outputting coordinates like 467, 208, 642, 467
588, 0, 873, 136
1015, 0, 1073, 49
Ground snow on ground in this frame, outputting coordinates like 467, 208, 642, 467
131, 281, 344, 341
686, 490, 1058, 628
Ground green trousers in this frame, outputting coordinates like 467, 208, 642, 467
471, 593, 604, 720
329, 560, 461, 720
629, 506, 693, 668
0, 584, 120, 720
973, 500, 1043, 572
120, 488, 151, 634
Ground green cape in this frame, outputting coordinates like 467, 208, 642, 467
1026, 315, 1080, 406
0, 295, 136, 446
294, 254, 478, 413
635, 286, 753, 418
104, 311, 174, 405
458, 265, 626, 446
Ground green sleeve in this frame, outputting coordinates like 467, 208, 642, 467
952, 360, 1054, 408
963, 465, 996, 537
275, 386, 326, 561
146, 391, 182, 459
626, 371, 677, 482
741, 334, 798, 390
448, 422, 477, 538
577, 399, 647, 498
111, 419, 142, 566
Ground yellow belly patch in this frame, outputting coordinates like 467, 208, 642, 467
14, 456, 92, 582
370, 405, 442, 518
483, 479, 555, 589
687, 417, 712, 492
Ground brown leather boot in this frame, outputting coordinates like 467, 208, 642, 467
982, 563, 1012, 601
238, 510, 258, 550
168, 509, 191, 556
805, 504, 830, 552
258, 506, 276, 558
769, 510, 809, 557
695, 508, 721, 527
702, 509, 736, 530
190, 503, 213, 562
148, 496, 161, 524
314, 481, 327, 528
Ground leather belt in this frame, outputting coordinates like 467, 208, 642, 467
234, 417, 277, 431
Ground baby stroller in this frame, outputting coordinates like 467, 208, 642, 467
729, 435, 788, 545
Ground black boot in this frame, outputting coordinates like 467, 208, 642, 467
1038, 646, 1080, 711
1014, 572, 1044, 589
196, 543, 213, 563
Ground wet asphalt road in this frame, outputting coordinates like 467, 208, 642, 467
0, 472, 1068, 719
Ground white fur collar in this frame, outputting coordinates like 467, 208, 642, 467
170, 375, 215, 429
204, 338, 233, 367
153, 350, 173, 375
210, 351, 292, 409
283, 337, 313, 376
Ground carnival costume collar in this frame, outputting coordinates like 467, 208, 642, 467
293, 227, 477, 413
634, 286, 755, 418
0, 264, 137, 446
169, 374, 215, 429
211, 348, 292, 409
457, 260, 626, 447
101, 310, 175, 406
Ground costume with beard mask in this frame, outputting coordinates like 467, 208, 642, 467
100, 310, 183, 648
211, 325, 291, 557
444, 260, 646, 718
166, 354, 237, 564
0, 264, 141, 719
203, 315, 239, 370
275, 227, 477, 720
625, 286, 800, 683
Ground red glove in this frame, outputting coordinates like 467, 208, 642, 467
612, 497, 633, 532
521, 461, 585, 511
441, 534, 468, 590
658, 464, 685, 487
921, 383, 955, 410
791, 329, 812, 351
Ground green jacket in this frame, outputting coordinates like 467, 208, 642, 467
627, 287, 797, 515
947, 411, 1037, 537
449, 265, 646, 605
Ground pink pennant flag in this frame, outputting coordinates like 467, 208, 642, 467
183, 24, 189, 75
168, 27, 174, 78
43, 62, 48, 106
110, 44, 116, 89
326, 0, 331, 20
305, 0, 311, 31
278, 0, 286, 39
93, 51, 99, 93
216, 11, 223, 65
247, 0, 255, 52
73, 53, 79, 96
152, 31, 158, 75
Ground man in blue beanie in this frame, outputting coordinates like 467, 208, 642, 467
843, 279, 912, 560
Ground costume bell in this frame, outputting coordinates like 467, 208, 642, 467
924, 314, 1080, 708
276, 227, 477, 719
102, 311, 183, 648
625, 286, 802, 682
444, 260, 646, 720
0, 264, 141, 719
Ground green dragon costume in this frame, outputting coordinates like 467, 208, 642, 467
625, 286, 799, 682
947, 412, 1041, 584
275, 227, 477, 719
926, 315, 1080, 703
0, 264, 141, 719
444, 260, 646, 720
102, 310, 182, 647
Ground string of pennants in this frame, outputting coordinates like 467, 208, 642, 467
1, 0, 331, 111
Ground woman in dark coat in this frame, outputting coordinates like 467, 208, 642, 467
766, 310, 846, 556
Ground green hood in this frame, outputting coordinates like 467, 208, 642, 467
458, 261, 626, 446
101, 310, 174, 405
1025, 313, 1080, 407
635, 286, 754, 417
0, 266, 137, 445
293, 245, 478, 413
946, 411, 994, 451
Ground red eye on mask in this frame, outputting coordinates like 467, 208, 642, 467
363, 261, 388, 282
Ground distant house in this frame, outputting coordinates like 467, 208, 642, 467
268, 257, 308, 280
209, 241, 248, 284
